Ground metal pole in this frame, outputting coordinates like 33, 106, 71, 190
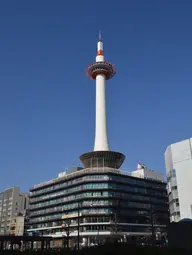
77, 201, 80, 250
150, 203, 155, 246
66, 218, 70, 250
114, 212, 117, 235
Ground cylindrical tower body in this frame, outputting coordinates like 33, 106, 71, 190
80, 36, 125, 169
85, 39, 116, 151
94, 73, 109, 151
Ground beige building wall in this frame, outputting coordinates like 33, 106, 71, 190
0, 187, 29, 235
9, 216, 25, 236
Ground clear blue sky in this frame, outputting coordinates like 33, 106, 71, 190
0, 0, 192, 192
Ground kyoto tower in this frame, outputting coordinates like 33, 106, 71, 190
80, 33, 125, 169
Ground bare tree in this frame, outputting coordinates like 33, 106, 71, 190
146, 203, 156, 246
108, 213, 121, 241
62, 218, 72, 249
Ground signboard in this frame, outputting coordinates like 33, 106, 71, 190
61, 213, 81, 219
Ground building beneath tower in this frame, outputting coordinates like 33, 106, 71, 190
28, 164, 168, 245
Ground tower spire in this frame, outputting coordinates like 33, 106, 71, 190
96, 31, 104, 61
98, 30, 102, 41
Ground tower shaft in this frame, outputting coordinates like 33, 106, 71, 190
80, 34, 125, 169
94, 74, 109, 151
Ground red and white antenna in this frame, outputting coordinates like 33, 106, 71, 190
96, 30, 104, 62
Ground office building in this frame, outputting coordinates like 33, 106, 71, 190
28, 166, 168, 241
28, 36, 168, 245
0, 187, 29, 235
165, 138, 192, 222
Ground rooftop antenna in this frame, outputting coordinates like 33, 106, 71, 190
98, 30, 102, 41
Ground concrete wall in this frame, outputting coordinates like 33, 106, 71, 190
131, 169, 164, 182
15, 216, 25, 235
171, 139, 192, 219
0, 187, 29, 235
165, 138, 192, 221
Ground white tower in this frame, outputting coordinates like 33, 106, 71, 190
80, 33, 125, 169
94, 37, 109, 151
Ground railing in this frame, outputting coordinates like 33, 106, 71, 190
30, 201, 113, 216
31, 167, 165, 192
29, 211, 111, 223
32, 168, 132, 190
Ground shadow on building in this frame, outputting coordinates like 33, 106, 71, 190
168, 219, 192, 251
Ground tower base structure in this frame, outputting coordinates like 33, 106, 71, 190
79, 151, 125, 169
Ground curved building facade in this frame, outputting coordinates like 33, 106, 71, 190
28, 167, 168, 244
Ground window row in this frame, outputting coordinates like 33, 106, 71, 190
29, 209, 113, 223
31, 175, 110, 196
30, 199, 165, 217
30, 183, 166, 204
30, 208, 155, 224
29, 211, 168, 229
30, 183, 109, 203
30, 200, 113, 216
30, 191, 167, 210
30, 224, 166, 236
169, 198, 179, 207
31, 174, 165, 197
170, 211, 180, 216
29, 216, 110, 229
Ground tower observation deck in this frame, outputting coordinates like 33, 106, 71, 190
79, 34, 125, 169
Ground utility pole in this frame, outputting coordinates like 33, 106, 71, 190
61, 216, 71, 250
149, 203, 156, 246
65, 218, 70, 250
77, 201, 80, 250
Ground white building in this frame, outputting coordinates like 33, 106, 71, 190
131, 163, 164, 182
165, 138, 192, 222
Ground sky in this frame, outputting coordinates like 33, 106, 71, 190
0, 0, 192, 192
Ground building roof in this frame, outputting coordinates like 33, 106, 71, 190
30, 167, 166, 191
